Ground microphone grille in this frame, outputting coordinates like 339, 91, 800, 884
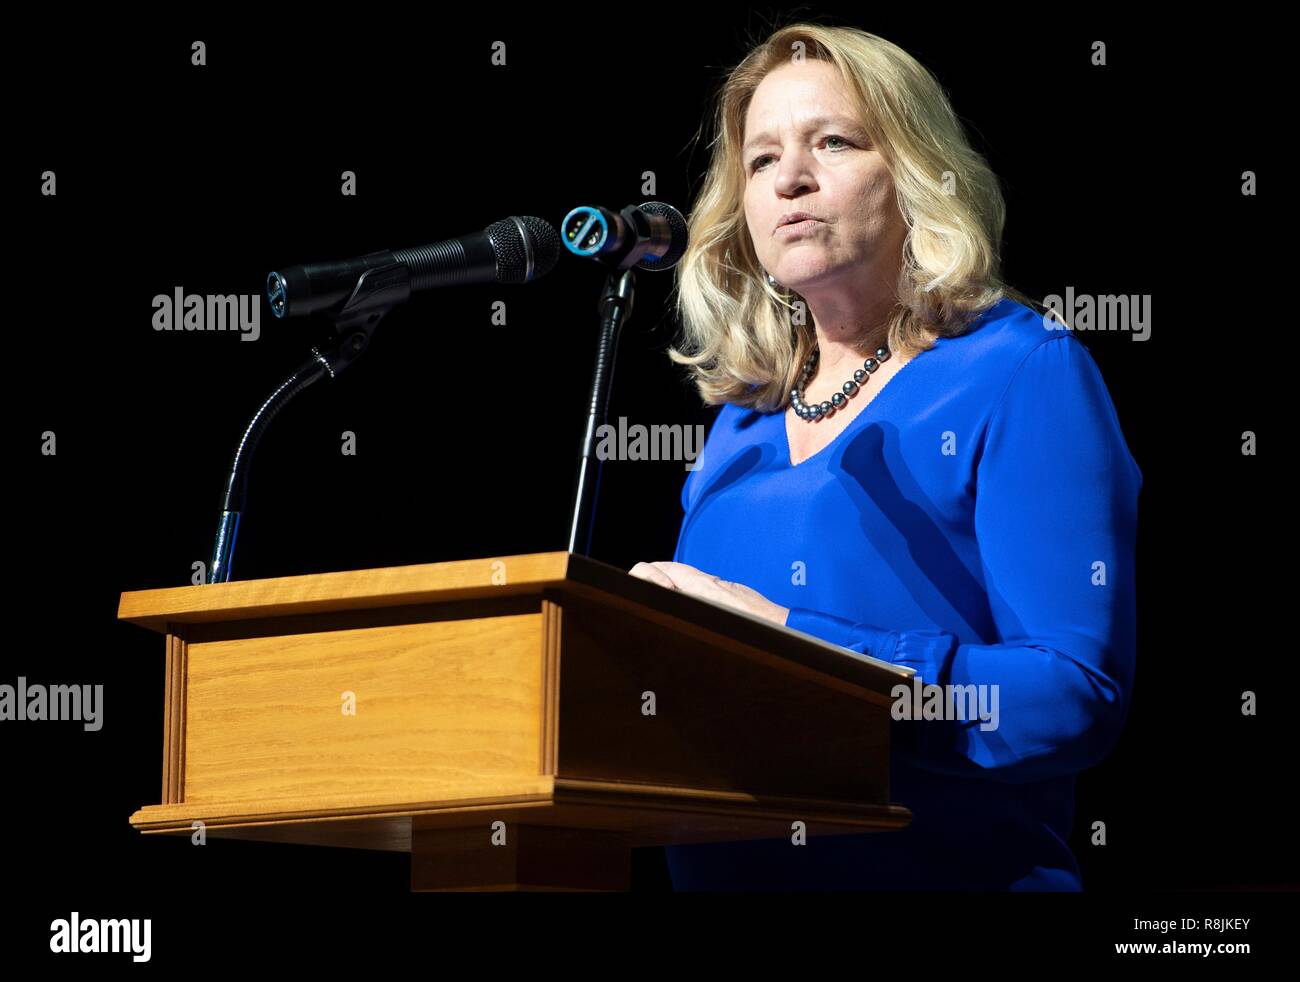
636, 201, 688, 271
488, 216, 561, 283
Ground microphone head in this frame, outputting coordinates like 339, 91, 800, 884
636, 201, 688, 271
488, 216, 561, 283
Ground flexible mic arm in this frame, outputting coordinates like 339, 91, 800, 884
566, 197, 691, 561
208, 262, 409, 584
567, 267, 635, 558
565, 201, 686, 558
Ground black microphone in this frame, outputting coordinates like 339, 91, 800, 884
560, 201, 688, 271
267, 215, 561, 319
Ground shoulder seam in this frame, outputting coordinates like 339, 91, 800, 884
985, 332, 1074, 431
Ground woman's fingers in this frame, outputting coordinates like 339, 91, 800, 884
628, 561, 678, 590
651, 562, 721, 595
629, 562, 788, 626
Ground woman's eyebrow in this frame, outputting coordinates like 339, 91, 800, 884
743, 116, 866, 152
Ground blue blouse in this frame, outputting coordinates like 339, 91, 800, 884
665, 297, 1142, 891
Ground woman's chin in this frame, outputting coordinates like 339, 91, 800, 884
775, 266, 840, 294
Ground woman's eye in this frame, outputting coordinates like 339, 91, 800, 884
749, 136, 852, 173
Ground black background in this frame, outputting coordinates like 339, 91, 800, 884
6, 7, 1292, 967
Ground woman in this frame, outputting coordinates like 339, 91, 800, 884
629, 22, 1142, 891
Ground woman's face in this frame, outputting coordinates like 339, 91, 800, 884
742, 59, 907, 296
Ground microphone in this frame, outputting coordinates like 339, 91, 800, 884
560, 201, 687, 271
266, 215, 561, 319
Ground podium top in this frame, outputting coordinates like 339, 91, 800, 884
117, 550, 911, 694
118, 551, 577, 629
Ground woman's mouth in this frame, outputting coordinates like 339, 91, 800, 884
775, 219, 823, 237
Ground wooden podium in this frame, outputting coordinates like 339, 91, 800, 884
118, 551, 912, 890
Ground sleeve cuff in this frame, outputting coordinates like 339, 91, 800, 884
784, 606, 902, 664
783, 610, 961, 765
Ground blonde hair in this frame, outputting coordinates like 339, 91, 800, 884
669, 21, 1040, 411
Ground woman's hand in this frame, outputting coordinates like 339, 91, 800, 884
627, 561, 790, 627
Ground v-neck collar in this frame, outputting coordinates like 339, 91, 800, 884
780, 346, 925, 468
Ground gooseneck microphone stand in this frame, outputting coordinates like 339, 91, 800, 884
567, 268, 635, 557
208, 263, 411, 584
563, 201, 687, 559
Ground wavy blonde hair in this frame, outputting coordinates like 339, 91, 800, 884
669, 21, 1039, 411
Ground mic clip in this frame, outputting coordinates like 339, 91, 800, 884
312, 262, 412, 376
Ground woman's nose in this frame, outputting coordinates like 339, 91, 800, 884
773, 148, 817, 196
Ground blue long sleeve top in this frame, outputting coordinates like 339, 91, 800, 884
664, 297, 1142, 891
